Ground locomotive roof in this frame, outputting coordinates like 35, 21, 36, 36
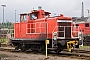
19, 10, 51, 16
20, 13, 28, 15
30, 10, 51, 15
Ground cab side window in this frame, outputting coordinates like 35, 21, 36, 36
76, 24, 79, 28
21, 15, 27, 22
85, 23, 89, 27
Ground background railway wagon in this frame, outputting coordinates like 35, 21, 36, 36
72, 17, 90, 46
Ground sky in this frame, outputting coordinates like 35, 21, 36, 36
0, 0, 90, 22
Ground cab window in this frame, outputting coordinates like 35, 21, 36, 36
21, 15, 27, 22
30, 14, 38, 20
85, 23, 89, 27
76, 24, 79, 28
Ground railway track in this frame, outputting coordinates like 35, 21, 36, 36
71, 48, 90, 54
0, 47, 90, 60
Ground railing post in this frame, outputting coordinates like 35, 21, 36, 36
45, 40, 49, 59
64, 26, 65, 38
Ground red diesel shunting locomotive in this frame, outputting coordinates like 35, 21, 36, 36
10, 8, 80, 53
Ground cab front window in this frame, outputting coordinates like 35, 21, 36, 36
30, 13, 38, 20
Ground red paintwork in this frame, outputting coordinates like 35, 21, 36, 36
14, 9, 72, 39
74, 22, 90, 35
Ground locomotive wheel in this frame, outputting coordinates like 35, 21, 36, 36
14, 43, 21, 50
15, 46, 19, 50
21, 48, 26, 51
55, 49, 61, 54
39, 44, 45, 53
20, 45, 26, 52
75, 45, 79, 48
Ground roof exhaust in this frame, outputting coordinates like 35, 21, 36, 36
38, 6, 42, 10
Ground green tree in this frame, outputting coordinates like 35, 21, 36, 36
0, 21, 14, 29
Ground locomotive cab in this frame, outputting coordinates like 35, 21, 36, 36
29, 10, 51, 20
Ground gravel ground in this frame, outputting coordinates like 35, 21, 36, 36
0, 51, 82, 60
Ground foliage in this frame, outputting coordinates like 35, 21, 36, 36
80, 46, 90, 48
0, 21, 13, 44
0, 38, 8, 44
0, 21, 14, 29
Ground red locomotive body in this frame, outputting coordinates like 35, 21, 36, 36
11, 9, 80, 52
73, 22, 90, 36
